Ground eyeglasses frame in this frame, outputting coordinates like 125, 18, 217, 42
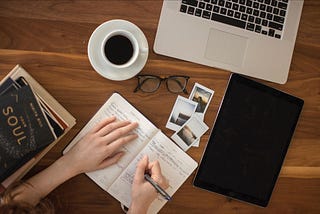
134, 75, 190, 94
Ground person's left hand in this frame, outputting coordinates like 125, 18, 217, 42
63, 116, 138, 175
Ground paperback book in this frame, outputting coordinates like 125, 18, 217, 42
0, 65, 76, 188
0, 81, 57, 181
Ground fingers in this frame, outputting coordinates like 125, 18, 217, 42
102, 121, 139, 144
99, 121, 138, 164
107, 133, 138, 153
90, 116, 116, 133
134, 155, 149, 183
149, 161, 169, 189
91, 117, 138, 139
97, 120, 131, 137
149, 161, 162, 177
82, 116, 140, 172
98, 152, 124, 169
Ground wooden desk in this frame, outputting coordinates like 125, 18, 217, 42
0, 1, 319, 213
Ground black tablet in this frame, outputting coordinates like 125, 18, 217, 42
193, 74, 304, 207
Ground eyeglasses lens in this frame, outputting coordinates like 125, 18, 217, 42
139, 76, 161, 93
167, 77, 187, 93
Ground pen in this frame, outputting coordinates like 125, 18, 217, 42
144, 174, 171, 201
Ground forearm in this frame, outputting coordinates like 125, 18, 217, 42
15, 155, 79, 205
8, 117, 138, 206
128, 202, 149, 214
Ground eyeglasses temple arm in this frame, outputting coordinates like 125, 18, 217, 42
183, 88, 188, 94
133, 85, 140, 93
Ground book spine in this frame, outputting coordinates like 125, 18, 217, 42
0, 184, 5, 193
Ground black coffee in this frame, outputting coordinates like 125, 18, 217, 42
104, 35, 134, 65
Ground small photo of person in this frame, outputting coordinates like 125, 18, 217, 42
190, 84, 214, 114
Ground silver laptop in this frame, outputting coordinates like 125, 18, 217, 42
154, 0, 304, 84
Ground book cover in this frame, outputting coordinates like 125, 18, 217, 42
0, 64, 76, 188
15, 76, 65, 138
0, 84, 56, 182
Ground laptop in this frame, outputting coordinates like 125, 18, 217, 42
154, 0, 304, 84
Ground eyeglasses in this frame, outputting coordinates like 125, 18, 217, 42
134, 75, 190, 94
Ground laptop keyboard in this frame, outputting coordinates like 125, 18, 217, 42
179, 0, 289, 39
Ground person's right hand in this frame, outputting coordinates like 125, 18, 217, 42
129, 155, 169, 214
63, 116, 138, 175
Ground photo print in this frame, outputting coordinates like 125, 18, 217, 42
171, 115, 209, 151
189, 83, 214, 115
189, 83, 214, 147
166, 95, 198, 131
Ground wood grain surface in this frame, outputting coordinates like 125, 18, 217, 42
0, 1, 319, 213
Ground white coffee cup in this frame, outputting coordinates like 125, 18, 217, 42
88, 19, 149, 80
101, 30, 145, 69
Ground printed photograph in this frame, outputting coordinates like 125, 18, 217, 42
171, 115, 209, 151
189, 83, 214, 114
177, 125, 197, 146
166, 96, 197, 131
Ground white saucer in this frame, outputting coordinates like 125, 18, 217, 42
87, 20, 149, 81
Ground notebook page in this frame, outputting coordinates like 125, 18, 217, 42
108, 131, 198, 213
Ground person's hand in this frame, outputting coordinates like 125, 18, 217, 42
63, 116, 138, 175
6, 117, 138, 207
129, 155, 169, 214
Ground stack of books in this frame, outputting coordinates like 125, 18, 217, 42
0, 65, 76, 192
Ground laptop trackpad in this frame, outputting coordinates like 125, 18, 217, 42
205, 28, 248, 67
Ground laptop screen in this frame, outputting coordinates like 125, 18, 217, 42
193, 74, 304, 207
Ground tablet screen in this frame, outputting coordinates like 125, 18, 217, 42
193, 74, 304, 207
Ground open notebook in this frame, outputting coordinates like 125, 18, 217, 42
63, 92, 198, 213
